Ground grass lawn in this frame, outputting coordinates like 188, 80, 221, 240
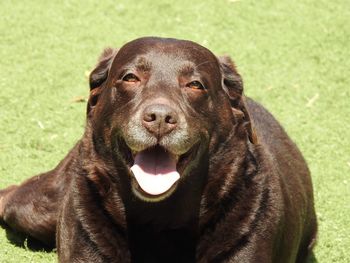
0, 0, 349, 262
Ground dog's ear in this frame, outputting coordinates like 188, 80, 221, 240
218, 56, 257, 144
87, 48, 118, 113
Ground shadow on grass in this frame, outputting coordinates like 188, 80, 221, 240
0, 222, 54, 252
307, 252, 318, 263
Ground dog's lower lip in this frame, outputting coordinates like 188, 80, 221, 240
131, 178, 178, 199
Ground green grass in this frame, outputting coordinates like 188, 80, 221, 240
0, 0, 349, 262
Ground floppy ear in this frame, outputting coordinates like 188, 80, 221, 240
218, 56, 257, 144
87, 48, 118, 113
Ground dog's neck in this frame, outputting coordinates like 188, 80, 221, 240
125, 193, 201, 263
123, 154, 209, 263
198, 129, 254, 226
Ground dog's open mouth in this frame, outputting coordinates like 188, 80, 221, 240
130, 145, 180, 196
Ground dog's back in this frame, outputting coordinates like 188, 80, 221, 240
247, 98, 317, 262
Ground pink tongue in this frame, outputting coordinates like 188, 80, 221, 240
130, 147, 180, 195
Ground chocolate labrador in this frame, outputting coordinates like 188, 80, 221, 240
0, 37, 317, 263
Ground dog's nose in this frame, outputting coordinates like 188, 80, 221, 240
142, 104, 178, 137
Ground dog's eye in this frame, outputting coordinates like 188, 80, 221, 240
186, 81, 205, 90
122, 73, 140, 83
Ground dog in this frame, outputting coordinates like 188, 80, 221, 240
0, 37, 317, 263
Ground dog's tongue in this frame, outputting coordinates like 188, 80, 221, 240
130, 147, 180, 195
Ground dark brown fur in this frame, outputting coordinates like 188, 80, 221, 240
0, 37, 317, 263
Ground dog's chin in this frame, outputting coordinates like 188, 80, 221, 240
122, 141, 199, 202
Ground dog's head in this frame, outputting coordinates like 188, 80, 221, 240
87, 37, 255, 201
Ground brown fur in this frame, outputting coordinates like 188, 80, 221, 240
0, 37, 316, 262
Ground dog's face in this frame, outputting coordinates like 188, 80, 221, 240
87, 37, 250, 201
